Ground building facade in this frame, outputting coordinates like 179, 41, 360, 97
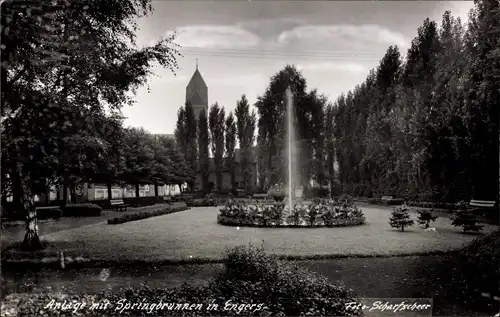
194, 148, 258, 192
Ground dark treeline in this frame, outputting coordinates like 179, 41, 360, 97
332, 4, 499, 202
175, 0, 499, 203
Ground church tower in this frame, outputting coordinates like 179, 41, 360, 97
185, 60, 208, 118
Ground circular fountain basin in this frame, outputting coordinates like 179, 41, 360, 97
217, 201, 366, 228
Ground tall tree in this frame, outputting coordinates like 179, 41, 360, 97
225, 112, 237, 192
184, 103, 198, 191
255, 65, 309, 188
1, 0, 180, 250
197, 110, 210, 193
462, 0, 500, 201
325, 103, 336, 196
209, 103, 225, 192
235, 95, 256, 193
174, 106, 187, 161
256, 97, 268, 192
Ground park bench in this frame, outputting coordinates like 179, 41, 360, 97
163, 196, 173, 205
381, 196, 393, 203
110, 199, 128, 212
469, 200, 496, 208
469, 199, 496, 216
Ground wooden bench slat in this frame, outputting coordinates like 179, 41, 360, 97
110, 199, 128, 212
469, 199, 495, 208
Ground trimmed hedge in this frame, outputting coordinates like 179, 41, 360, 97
1, 206, 63, 221
189, 198, 217, 207
385, 198, 405, 205
218, 200, 366, 228
407, 201, 456, 210
7, 245, 363, 316
36, 207, 63, 220
304, 187, 330, 198
108, 203, 188, 224
62, 203, 102, 217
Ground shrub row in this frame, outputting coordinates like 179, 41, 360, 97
11, 245, 363, 316
303, 187, 330, 198
63, 203, 102, 217
407, 201, 456, 210
35, 207, 63, 220
107, 203, 188, 224
218, 200, 365, 227
92, 196, 162, 209
2, 203, 102, 221
188, 198, 217, 207
366, 197, 405, 205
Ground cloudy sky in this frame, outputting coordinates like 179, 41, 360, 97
123, 1, 474, 134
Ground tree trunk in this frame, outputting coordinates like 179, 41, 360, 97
107, 183, 112, 200
135, 183, 140, 197
18, 163, 43, 251
69, 184, 77, 204
56, 185, 61, 202
11, 170, 22, 211
401, 226, 404, 232
44, 182, 50, 205
62, 184, 68, 207
1, 191, 6, 209
154, 183, 159, 197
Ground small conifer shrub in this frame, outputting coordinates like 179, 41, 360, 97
389, 205, 414, 232
417, 208, 438, 228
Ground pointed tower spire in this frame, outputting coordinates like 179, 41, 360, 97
196, 58, 198, 70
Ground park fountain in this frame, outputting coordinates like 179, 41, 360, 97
286, 87, 294, 212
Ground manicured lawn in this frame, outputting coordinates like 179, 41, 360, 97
11, 205, 497, 262
0, 203, 182, 251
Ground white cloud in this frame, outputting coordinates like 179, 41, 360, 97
297, 62, 367, 74
236, 18, 305, 39
169, 24, 260, 49
277, 24, 408, 49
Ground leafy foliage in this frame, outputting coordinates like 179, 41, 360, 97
208, 103, 225, 192
1, 0, 181, 249
225, 112, 237, 192
235, 95, 257, 193
452, 229, 500, 304
197, 110, 210, 193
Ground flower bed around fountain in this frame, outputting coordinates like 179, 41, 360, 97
217, 199, 366, 228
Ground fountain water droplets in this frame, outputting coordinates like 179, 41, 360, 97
286, 87, 294, 213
